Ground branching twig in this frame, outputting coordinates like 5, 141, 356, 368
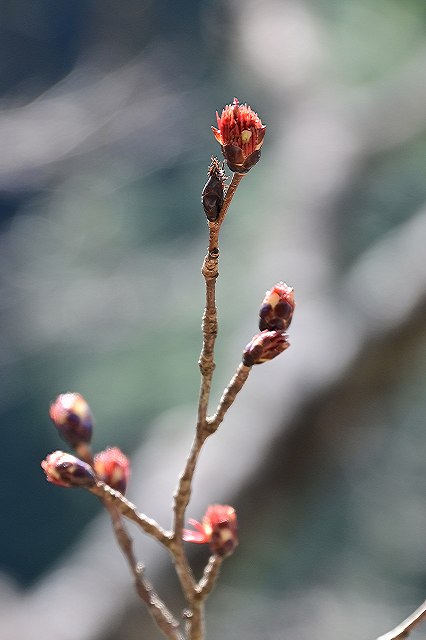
108, 507, 184, 640
168, 172, 247, 639
42, 101, 269, 640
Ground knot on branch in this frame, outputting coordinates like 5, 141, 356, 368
201, 315, 217, 337
201, 248, 219, 279
198, 357, 216, 377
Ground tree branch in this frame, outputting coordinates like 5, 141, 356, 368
89, 481, 172, 547
377, 600, 426, 640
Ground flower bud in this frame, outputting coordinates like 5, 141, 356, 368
212, 98, 266, 173
94, 447, 130, 494
49, 392, 93, 448
41, 451, 96, 488
201, 157, 226, 222
183, 505, 238, 557
259, 282, 295, 332
242, 330, 290, 366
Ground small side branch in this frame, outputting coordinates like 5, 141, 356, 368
108, 507, 184, 640
377, 600, 426, 640
89, 481, 172, 548
195, 555, 223, 600
206, 362, 252, 433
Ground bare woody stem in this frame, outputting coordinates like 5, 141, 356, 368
108, 506, 184, 640
195, 555, 223, 599
169, 172, 245, 639
89, 481, 172, 548
184, 557, 223, 640
377, 600, 426, 640
172, 173, 246, 541
206, 363, 252, 433
198, 172, 245, 428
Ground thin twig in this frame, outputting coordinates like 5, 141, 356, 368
186, 600, 204, 640
206, 362, 252, 433
165, 172, 246, 638
108, 506, 184, 640
195, 555, 223, 600
198, 172, 245, 429
377, 600, 426, 640
89, 481, 172, 547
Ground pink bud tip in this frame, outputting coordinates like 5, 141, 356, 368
259, 282, 295, 332
212, 98, 266, 173
94, 447, 130, 494
49, 392, 93, 448
41, 451, 96, 488
183, 504, 238, 557
242, 330, 290, 366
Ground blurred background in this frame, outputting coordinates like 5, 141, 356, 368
1, 0, 426, 638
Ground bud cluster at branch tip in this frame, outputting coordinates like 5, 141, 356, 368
41, 451, 96, 488
183, 505, 238, 557
212, 98, 266, 173
49, 392, 93, 448
201, 157, 226, 222
259, 282, 295, 332
94, 447, 130, 494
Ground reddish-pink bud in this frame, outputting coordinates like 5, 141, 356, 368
242, 330, 290, 366
259, 282, 295, 332
183, 505, 238, 557
212, 98, 266, 173
49, 392, 93, 448
94, 447, 130, 494
41, 451, 96, 488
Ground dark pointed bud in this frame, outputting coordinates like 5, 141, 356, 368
49, 392, 93, 448
183, 505, 238, 557
201, 157, 226, 222
94, 447, 130, 494
41, 451, 96, 488
242, 330, 290, 366
259, 282, 295, 332
212, 98, 266, 173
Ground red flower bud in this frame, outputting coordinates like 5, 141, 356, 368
201, 157, 226, 222
49, 392, 93, 448
242, 330, 290, 366
183, 505, 238, 557
94, 447, 130, 494
259, 282, 295, 332
212, 98, 266, 173
41, 451, 96, 488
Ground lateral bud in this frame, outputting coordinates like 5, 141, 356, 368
201, 157, 226, 222
259, 282, 295, 332
41, 451, 96, 488
242, 330, 290, 366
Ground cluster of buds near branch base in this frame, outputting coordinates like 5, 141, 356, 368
43, 392, 130, 493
